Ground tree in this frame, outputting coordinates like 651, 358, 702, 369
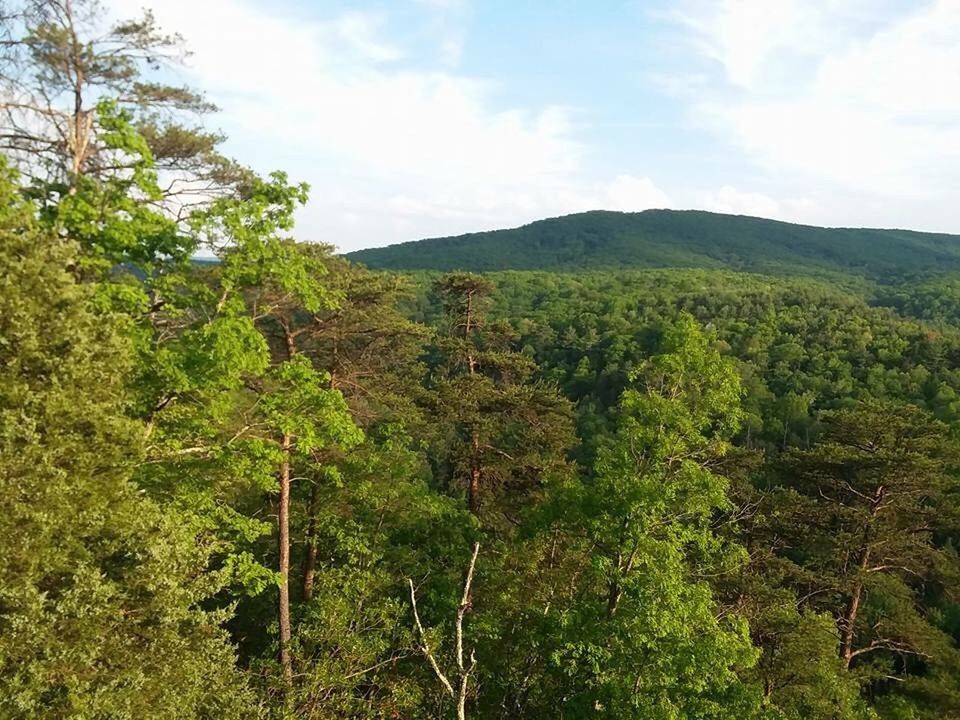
408, 542, 481, 720
251, 253, 432, 602
0, 0, 250, 201
530, 314, 761, 718
254, 354, 363, 692
714, 456, 875, 720
282, 427, 471, 718
429, 272, 574, 518
135, 173, 368, 698
0, 160, 256, 718
773, 404, 960, 706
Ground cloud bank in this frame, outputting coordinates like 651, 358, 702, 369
110, 0, 670, 250
109, 0, 960, 249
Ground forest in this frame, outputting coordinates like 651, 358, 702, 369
345, 209, 960, 278
2, 2, 960, 719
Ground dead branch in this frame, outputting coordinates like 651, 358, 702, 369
408, 541, 481, 720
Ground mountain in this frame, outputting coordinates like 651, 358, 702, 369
346, 209, 960, 278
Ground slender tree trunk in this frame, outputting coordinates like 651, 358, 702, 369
283, 323, 297, 361
408, 542, 480, 720
606, 523, 633, 617
464, 291, 477, 374
278, 433, 294, 689
840, 488, 883, 669
464, 289, 481, 514
840, 563, 866, 669
606, 580, 622, 618
468, 431, 481, 515
276, 322, 299, 689
65, 0, 90, 184
301, 484, 319, 601
841, 535, 877, 668
465, 293, 480, 514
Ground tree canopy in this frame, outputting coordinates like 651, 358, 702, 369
2, 3, 960, 719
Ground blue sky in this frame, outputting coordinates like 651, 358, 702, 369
109, 0, 960, 252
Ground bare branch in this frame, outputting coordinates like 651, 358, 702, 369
408, 542, 481, 720
456, 541, 481, 672
408, 578, 455, 699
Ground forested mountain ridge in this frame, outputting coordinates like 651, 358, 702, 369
347, 209, 960, 277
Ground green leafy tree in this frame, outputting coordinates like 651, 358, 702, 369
716, 459, 875, 720
519, 314, 760, 718
0, 161, 256, 719
285, 427, 471, 718
253, 354, 363, 694
0, 0, 250, 199
135, 172, 368, 700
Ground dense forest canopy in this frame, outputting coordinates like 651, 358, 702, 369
346, 209, 960, 278
2, 2, 960, 719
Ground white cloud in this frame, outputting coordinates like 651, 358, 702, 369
439, 34, 465, 66
673, 0, 960, 230
382, 173, 671, 239
107, 0, 674, 250
699, 185, 816, 221
676, 0, 820, 88
109, 0, 959, 249
334, 12, 403, 63
701, 186, 783, 218
416, 0, 467, 9
599, 175, 671, 212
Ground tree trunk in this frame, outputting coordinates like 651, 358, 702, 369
301, 484, 319, 602
408, 542, 480, 720
840, 544, 873, 669
468, 431, 481, 515
65, 0, 90, 184
277, 323, 298, 689
278, 433, 294, 689
464, 291, 477, 375
841, 487, 884, 669
283, 323, 297, 361
606, 580, 622, 618
840, 577, 864, 669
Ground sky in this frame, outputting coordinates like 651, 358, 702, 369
107, 0, 960, 252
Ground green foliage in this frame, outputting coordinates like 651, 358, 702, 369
347, 209, 960, 279
749, 609, 873, 720
44, 101, 192, 273
4, 5, 960, 717
0, 165, 256, 719
402, 269, 960, 453
427, 272, 575, 518
506, 315, 761, 718
259, 355, 362, 452
284, 430, 471, 718
773, 406, 960, 689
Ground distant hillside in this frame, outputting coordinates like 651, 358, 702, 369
346, 209, 960, 277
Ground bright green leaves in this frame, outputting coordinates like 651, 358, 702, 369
148, 315, 270, 400
0, 168, 256, 719
193, 172, 337, 314
39, 101, 193, 275
537, 313, 760, 718
258, 355, 363, 454
625, 312, 744, 454
592, 312, 745, 564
